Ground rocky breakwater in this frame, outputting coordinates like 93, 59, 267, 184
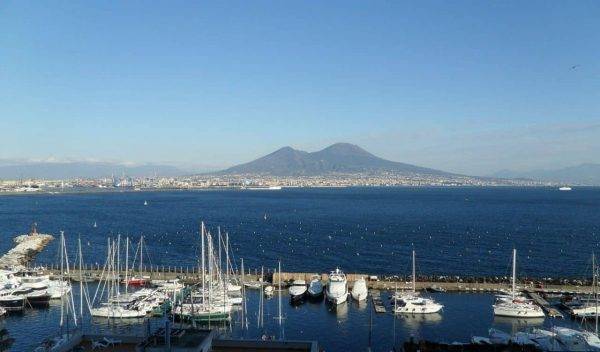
0, 226, 54, 270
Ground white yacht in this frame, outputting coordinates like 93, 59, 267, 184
289, 279, 307, 303
351, 277, 368, 301
394, 250, 443, 314
326, 268, 348, 305
307, 275, 324, 298
492, 249, 545, 318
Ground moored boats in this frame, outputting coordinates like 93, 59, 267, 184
289, 279, 307, 303
326, 268, 348, 305
307, 275, 324, 299
351, 277, 368, 301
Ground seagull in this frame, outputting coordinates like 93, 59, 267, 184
571, 65, 580, 70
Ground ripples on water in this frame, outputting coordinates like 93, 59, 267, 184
1, 187, 598, 278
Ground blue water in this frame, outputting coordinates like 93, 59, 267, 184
2, 187, 600, 351
1, 187, 599, 278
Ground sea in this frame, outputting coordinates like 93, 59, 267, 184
1, 187, 600, 350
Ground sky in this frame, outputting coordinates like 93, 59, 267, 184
0, 0, 599, 175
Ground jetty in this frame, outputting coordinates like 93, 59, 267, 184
525, 290, 564, 318
370, 290, 387, 313
0, 224, 53, 270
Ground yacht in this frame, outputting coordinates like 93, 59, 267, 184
307, 275, 324, 298
326, 268, 348, 305
0, 291, 24, 312
289, 279, 307, 303
351, 277, 368, 301
394, 250, 443, 314
492, 249, 545, 318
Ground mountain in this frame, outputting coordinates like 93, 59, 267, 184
220, 143, 452, 176
492, 163, 600, 185
0, 161, 186, 179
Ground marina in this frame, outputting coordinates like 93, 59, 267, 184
1, 188, 600, 351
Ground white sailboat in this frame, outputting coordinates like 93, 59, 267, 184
394, 250, 443, 314
326, 268, 348, 305
492, 249, 545, 318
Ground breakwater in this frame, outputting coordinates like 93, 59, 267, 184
0, 225, 53, 270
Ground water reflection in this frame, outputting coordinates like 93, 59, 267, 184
397, 313, 443, 330
493, 316, 545, 333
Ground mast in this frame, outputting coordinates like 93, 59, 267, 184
412, 250, 416, 293
218, 227, 222, 276
225, 232, 230, 288
60, 231, 65, 328
139, 235, 144, 278
125, 237, 129, 295
201, 222, 206, 304
594, 253, 598, 335
512, 248, 517, 299
117, 234, 121, 296
78, 236, 83, 320
277, 260, 284, 340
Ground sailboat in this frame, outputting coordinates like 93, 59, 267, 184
90, 238, 146, 318
492, 249, 545, 318
394, 250, 443, 314
123, 236, 149, 286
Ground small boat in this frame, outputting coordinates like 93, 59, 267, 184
559, 186, 572, 191
429, 285, 446, 293
0, 293, 25, 312
93, 221, 97, 228
0, 306, 6, 316
288, 279, 307, 303
244, 281, 264, 289
264, 285, 274, 297
351, 277, 368, 301
326, 268, 348, 305
307, 275, 324, 299
25, 290, 51, 307
144, 200, 148, 206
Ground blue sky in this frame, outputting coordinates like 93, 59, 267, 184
1, 0, 598, 175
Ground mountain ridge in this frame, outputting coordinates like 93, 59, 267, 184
219, 143, 453, 176
492, 163, 600, 185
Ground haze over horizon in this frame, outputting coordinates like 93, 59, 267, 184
1, 1, 598, 176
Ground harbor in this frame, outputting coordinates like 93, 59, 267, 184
3, 224, 600, 351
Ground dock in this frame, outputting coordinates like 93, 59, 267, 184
370, 290, 387, 313
525, 290, 564, 318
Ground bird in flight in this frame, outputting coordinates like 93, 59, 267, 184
571, 65, 580, 70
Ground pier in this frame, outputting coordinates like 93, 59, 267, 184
370, 290, 387, 313
525, 290, 564, 318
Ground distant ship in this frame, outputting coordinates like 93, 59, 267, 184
559, 186, 572, 191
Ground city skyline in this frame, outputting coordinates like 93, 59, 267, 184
1, 1, 598, 175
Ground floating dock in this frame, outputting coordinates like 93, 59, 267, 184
525, 290, 564, 318
370, 290, 387, 313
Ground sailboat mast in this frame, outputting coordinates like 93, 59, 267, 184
201, 222, 206, 304
117, 234, 120, 296
594, 253, 598, 335
60, 231, 65, 327
125, 237, 129, 295
412, 250, 416, 293
225, 232, 230, 288
78, 236, 83, 319
512, 248, 517, 299
139, 235, 144, 277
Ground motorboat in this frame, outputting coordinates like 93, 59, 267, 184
395, 293, 443, 314
492, 249, 545, 318
0, 292, 24, 311
307, 275, 324, 298
351, 277, 368, 301
264, 285, 274, 297
288, 279, 307, 303
326, 268, 348, 305
0, 306, 5, 316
